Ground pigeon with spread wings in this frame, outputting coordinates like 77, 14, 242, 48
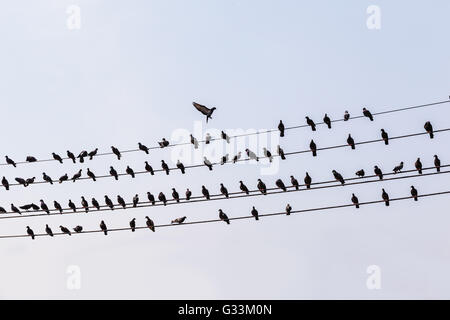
193, 102, 216, 122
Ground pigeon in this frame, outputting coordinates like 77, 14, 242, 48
158, 138, 169, 148
67, 151, 76, 163
0, 206, 6, 213
424, 121, 434, 139
176, 160, 185, 174
26, 156, 37, 162
193, 102, 216, 122
45, 225, 54, 237
347, 134, 355, 149
411, 186, 418, 201
240, 181, 249, 195
100, 221, 108, 235
172, 188, 180, 203
344, 111, 350, 121
145, 161, 154, 175
277, 145, 286, 160
415, 158, 423, 174
11, 204, 21, 215
355, 169, 365, 177
147, 192, 156, 205
263, 148, 273, 162
205, 133, 212, 144
145, 216, 155, 232
171, 216, 186, 224
71, 169, 82, 182
374, 166, 383, 180
126, 166, 135, 178
138, 143, 149, 154
278, 120, 285, 137
60, 226, 72, 236
109, 166, 118, 180
59, 174, 68, 184
363, 107, 374, 121
161, 160, 170, 175
434, 155, 441, 172
233, 152, 242, 163
275, 179, 287, 192
92, 198, 100, 210
15, 177, 27, 187
111, 146, 121, 160
73, 226, 83, 233
246, 149, 259, 162
323, 114, 331, 129
221, 154, 229, 165
27, 226, 35, 240
40, 200, 50, 214
77, 151, 88, 163
25, 177, 35, 186
20, 204, 33, 211
304, 172, 312, 189
381, 129, 389, 145
220, 183, 229, 198
68, 200, 76, 212
393, 162, 404, 173
332, 170, 345, 185
5, 156, 16, 167
54, 201, 63, 214
88, 148, 98, 160
219, 209, 230, 224
105, 196, 114, 210
129, 218, 136, 232
251, 206, 259, 220
117, 195, 126, 209
43, 172, 53, 184
2, 177, 9, 190
305, 116, 316, 131
158, 192, 167, 205
221, 131, 230, 143
81, 197, 89, 212
203, 157, 213, 170
52, 153, 63, 163
185, 189, 192, 200
257, 179, 267, 195
290, 176, 299, 190
202, 186, 210, 200
31, 203, 40, 211
87, 168, 96, 181
286, 204, 292, 215
133, 194, 139, 207
309, 140, 317, 157
382, 189, 390, 206
190, 134, 199, 149
351, 193, 359, 209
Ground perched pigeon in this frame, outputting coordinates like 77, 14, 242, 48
27, 226, 35, 240
185, 189, 192, 200
176, 160, 185, 174
25, 177, 35, 186
251, 206, 259, 220
52, 153, 63, 164
145, 161, 154, 175
434, 155, 441, 172
87, 168, 96, 181
158, 138, 169, 148
424, 121, 434, 139
411, 186, 418, 201
88, 148, 98, 160
92, 198, 100, 210
190, 134, 199, 149
221, 131, 230, 143
355, 169, 365, 177
219, 209, 230, 224
332, 170, 345, 185
277, 145, 286, 160
202, 186, 210, 200
221, 154, 229, 165
382, 189, 390, 206
5, 156, 16, 167
240, 181, 249, 194
220, 183, 229, 198
43, 172, 53, 184
145, 216, 155, 232
275, 179, 287, 192
73, 226, 83, 233
304, 172, 312, 189
104, 196, 114, 210
171, 216, 186, 224
20, 204, 33, 211
78, 151, 88, 163
245, 149, 259, 162
344, 111, 350, 121
147, 192, 156, 205
15, 177, 27, 187
257, 179, 267, 195
415, 158, 423, 174
347, 134, 355, 149
363, 108, 374, 121
233, 152, 242, 163
193, 102, 216, 122
126, 166, 135, 178
133, 194, 139, 207
117, 195, 126, 209
100, 221, 108, 235
138, 143, 149, 154
26, 156, 37, 162
129, 218, 136, 232
59, 174, 68, 184
203, 157, 213, 170
323, 114, 331, 129
161, 160, 170, 175
351, 193, 359, 209
109, 166, 118, 180
0, 206, 6, 213
54, 201, 63, 214
305, 116, 316, 131
45, 224, 54, 237
2, 176, 9, 190
374, 166, 383, 180
40, 200, 50, 214
81, 197, 89, 212
31, 203, 40, 211
381, 129, 389, 145
286, 204, 292, 215
11, 204, 21, 215
111, 146, 121, 160
393, 162, 404, 173
60, 226, 72, 236
278, 120, 285, 137
263, 148, 273, 162
172, 188, 180, 203
67, 151, 76, 163
290, 176, 299, 190
205, 133, 212, 144
158, 192, 167, 205
310, 140, 317, 157
71, 169, 82, 182
68, 200, 77, 212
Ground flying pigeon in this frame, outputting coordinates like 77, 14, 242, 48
81, 197, 89, 212
221, 131, 230, 143
43, 172, 53, 184
240, 181, 249, 194
129, 218, 136, 232
263, 148, 273, 162
161, 160, 170, 175
380, 129, 389, 145
193, 102, 216, 122
40, 200, 50, 214
88, 148, 98, 160
363, 108, 374, 121
145, 216, 155, 232
111, 146, 121, 160
332, 170, 345, 185
277, 145, 286, 160
27, 226, 35, 240
351, 193, 359, 209
11, 204, 21, 215
73, 226, 83, 233
220, 183, 229, 198
278, 120, 285, 137
171, 216, 186, 224
304, 172, 312, 189
71, 169, 82, 182
133, 194, 139, 207
347, 134, 355, 149
344, 111, 350, 121
204, 157, 213, 170
381, 189, 390, 206
45, 225, 54, 237
92, 198, 100, 210
52, 153, 63, 164
5, 156, 16, 167
415, 158, 423, 174
138, 143, 149, 154
100, 221, 108, 235
202, 186, 210, 200
190, 134, 199, 149
145, 161, 154, 175
309, 140, 317, 157
434, 155, 441, 172
374, 165, 383, 180
290, 176, 299, 190
54, 201, 63, 214
411, 186, 418, 201
117, 195, 126, 209
67, 151, 76, 163
185, 189, 192, 200
60, 226, 72, 236
87, 168, 96, 181
323, 114, 331, 129
219, 209, 230, 224
246, 149, 259, 162
126, 166, 135, 178
158, 138, 169, 148
110, 166, 118, 180
257, 179, 267, 195
158, 192, 167, 205
68, 200, 77, 212
2, 177, 9, 190
26, 156, 37, 162
286, 204, 292, 215
147, 192, 156, 205
424, 121, 434, 139
393, 162, 404, 173
59, 174, 68, 184
104, 196, 114, 210
172, 188, 180, 203
355, 169, 365, 177
251, 206, 259, 220
205, 133, 212, 144
305, 116, 316, 131
275, 179, 287, 192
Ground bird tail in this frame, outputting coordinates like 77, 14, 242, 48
430, 132, 434, 139
132, 228, 135, 232
312, 151, 317, 157
327, 124, 331, 129
414, 197, 418, 201
356, 204, 360, 209
419, 170, 422, 174
306, 185, 310, 189
370, 116, 373, 121
385, 140, 389, 145
312, 126, 316, 131
385, 201, 390, 206
226, 220, 230, 224
351, 145, 355, 150
280, 132, 284, 137
255, 216, 259, 221
437, 167, 441, 172
104, 231, 107, 235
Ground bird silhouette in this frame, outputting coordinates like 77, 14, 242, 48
176, 160, 186, 174
81, 197, 89, 212
286, 204, 292, 215
88, 148, 98, 160
393, 162, 404, 173
382, 189, 390, 206
52, 153, 63, 164
40, 200, 50, 214
42, 172, 53, 184
332, 170, 345, 185
172, 188, 180, 203
147, 192, 156, 205
257, 179, 267, 195
277, 145, 286, 160
104, 196, 114, 210
263, 148, 273, 162
251, 206, 259, 220
221, 154, 229, 165
380, 129, 389, 145
145, 216, 155, 232
305, 116, 316, 131
68, 200, 76, 212
158, 192, 167, 205
304, 172, 312, 189
67, 151, 76, 163
71, 169, 82, 182
78, 151, 87, 163
219, 209, 230, 224
5, 156, 16, 167
424, 121, 434, 139
374, 166, 383, 180
290, 176, 299, 190
363, 108, 374, 121
129, 218, 136, 232
193, 102, 216, 122
171, 216, 187, 224
310, 140, 317, 157
100, 221, 108, 235
26, 226, 35, 240
2, 177, 9, 190
185, 189, 192, 200
344, 111, 350, 121
54, 201, 63, 214
411, 186, 418, 201
60, 226, 72, 236
161, 160, 170, 175
351, 193, 359, 209
45, 225, 54, 237
138, 143, 149, 154
158, 138, 169, 148
190, 134, 199, 149
26, 156, 37, 163
220, 183, 229, 198
415, 158, 423, 174
109, 166, 118, 180
87, 168, 96, 181
347, 134, 355, 149
92, 198, 100, 210
434, 155, 441, 172
0, 206, 6, 213
117, 195, 126, 209
278, 120, 285, 137
145, 161, 154, 175
246, 149, 259, 162
202, 186, 210, 200
31, 203, 40, 211
355, 169, 365, 177
12, 204, 22, 215
240, 181, 249, 194
221, 131, 230, 143
233, 152, 242, 163
275, 179, 287, 192
59, 174, 68, 184
111, 146, 121, 160
133, 194, 139, 207
20, 204, 33, 211
204, 157, 213, 170
15, 177, 27, 187
73, 226, 83, 233
205, 133, 212, 144
323, 114, 331, 129
126, 166, 135, 178
25, 177, 35, 186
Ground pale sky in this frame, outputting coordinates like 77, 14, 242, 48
0, 0, 449, 299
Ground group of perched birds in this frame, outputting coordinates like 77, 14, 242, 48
351, 185, 421, 209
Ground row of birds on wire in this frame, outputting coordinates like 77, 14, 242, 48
24, 182, 424, 239
0, 155, 441, 216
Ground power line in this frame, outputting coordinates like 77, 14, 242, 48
0, 99, 448, 168
0, 163, 446, 220
3, 127, 449, 189
3, 188, 450, 239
